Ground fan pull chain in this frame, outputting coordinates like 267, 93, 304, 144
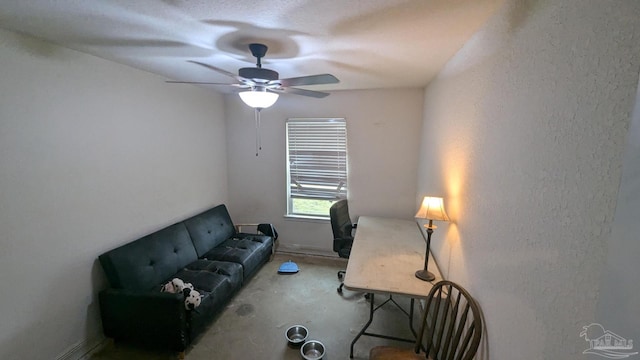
258, 109, 262, 152
254, 108, 262, 156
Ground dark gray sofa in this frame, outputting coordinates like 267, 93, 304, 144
98, 204, 274, 356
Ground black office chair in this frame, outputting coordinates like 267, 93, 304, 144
330, 199, 356, 294
369, 280, 483, 360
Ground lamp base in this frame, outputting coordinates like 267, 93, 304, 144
415, 269, 435, 282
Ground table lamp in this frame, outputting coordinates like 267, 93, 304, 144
414, 196, 450, 281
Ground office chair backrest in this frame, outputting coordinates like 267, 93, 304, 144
330, 199, 352, 240
416, 280, 482, 360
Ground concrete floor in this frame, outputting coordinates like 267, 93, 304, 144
91, 253, 419, 360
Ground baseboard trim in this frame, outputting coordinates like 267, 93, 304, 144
56, 336, 108, 360
276, 244, 336, 258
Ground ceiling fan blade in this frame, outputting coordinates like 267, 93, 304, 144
272, 87, 331, 98
187, 60, 249, 84
165, 80, 245, 87
276, 74, 339, 87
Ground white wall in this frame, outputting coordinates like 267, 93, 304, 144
596, 76, 640, 347
417, 1, 640, 359
225, 89, 424, 256
0, 29, 228, 359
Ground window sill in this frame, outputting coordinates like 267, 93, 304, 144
284, 214, 330, 223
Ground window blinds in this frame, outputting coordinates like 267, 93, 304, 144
286, 118, 347, 200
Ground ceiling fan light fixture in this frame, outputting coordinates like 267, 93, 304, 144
239, 90, 279, 109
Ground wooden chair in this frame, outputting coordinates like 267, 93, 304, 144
369, 280, 482, 360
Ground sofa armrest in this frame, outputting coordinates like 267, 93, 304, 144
235, 223, 278, 241
99, 288, 189, 351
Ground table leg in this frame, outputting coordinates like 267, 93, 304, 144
350, 294, 419, 358
350, 293, 375, 358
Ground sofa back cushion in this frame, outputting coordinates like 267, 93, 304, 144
184, 204, 236, 257
99, 222, 198, 290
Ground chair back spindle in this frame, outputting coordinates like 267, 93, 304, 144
415, 281, 482, 360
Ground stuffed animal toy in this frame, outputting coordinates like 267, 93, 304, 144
182, 282, 194, 292
160, 278, 202, 310
183, 288, 202, 310
160, 278, 195, 293
160, 278, 185, 293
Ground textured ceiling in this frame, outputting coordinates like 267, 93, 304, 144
0, 0, 502, 93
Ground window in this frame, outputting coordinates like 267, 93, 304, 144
286, 118, 348, 218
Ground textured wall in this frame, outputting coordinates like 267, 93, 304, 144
225, 89, 424, 255
0, 29, 228, 359
596, 76, 640, 349
417, 1, 640, 358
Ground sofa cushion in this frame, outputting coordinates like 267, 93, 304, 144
173, 260, 244, 338
201, 234, 273, 280
184, 204, 236, 257
179, 259, 243, 293
99, 222, 198, 290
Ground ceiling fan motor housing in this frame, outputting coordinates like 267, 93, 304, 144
239, 67, 279, 82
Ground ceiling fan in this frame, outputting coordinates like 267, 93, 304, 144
167, 43, 339, 109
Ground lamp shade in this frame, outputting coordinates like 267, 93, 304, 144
239, 90, 279, 109
415, 196, 450, 222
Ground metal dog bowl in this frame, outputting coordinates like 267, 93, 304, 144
285, 325, 309, 346
300, 340, 325, 360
